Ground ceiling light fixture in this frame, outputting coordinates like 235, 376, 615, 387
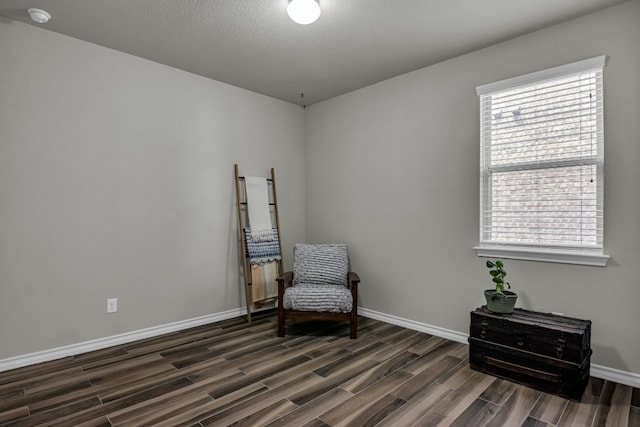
28, 8, 51, 24
287, 0, 321, 25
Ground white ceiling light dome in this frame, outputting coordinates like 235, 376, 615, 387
287, 0, 321, 25
28, 8, 51, 24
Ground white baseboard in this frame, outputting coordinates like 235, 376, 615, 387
359, 307, 469, 344
0, 308, 245, 373
4, 306, 639, 389
359, 307, 640, 389
590, 364, 640, 388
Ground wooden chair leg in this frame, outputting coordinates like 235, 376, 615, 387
277, 307, 285, 337
350, 277, 358, 339
277, 277, 286, 337
350, 309, 357, 339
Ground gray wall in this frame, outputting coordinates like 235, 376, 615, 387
0, 20, 306, 359
305, 1, 640, 374
2, 2, 639, 377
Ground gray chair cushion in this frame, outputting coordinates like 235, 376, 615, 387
293, 243, 348, 287
283, 283, 353, 313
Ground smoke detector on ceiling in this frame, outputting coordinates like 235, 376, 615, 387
28, 8, 51, 24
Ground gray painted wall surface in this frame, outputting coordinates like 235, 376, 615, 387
0, 20, 306, 359
2, 2, 639, 377
305, 2, 640, 374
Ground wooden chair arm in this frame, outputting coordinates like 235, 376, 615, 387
277, 271, 293, 288
348, 271, 360, 284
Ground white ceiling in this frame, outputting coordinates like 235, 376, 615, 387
0, 0, 630, 105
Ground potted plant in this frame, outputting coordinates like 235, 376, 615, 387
484, 259, 518, 313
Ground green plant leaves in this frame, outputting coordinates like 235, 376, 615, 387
486, 258, 510, 294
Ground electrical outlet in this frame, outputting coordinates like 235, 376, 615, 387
107, 298, 118, 313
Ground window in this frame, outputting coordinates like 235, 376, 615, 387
474, 56, 609, 266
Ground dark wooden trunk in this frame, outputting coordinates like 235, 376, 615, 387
469, 306, 592, 401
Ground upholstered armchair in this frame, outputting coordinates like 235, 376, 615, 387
277, 243, 360, 339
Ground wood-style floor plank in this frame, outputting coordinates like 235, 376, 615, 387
448, 398, 501, 427
484, 385, 542, 427
379, 382, 452, 426
263, 388, 352, 427
318, 370, 412, 426
0, 311, 638, 427
555, 377, 604, 427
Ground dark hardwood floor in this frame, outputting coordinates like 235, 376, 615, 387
1, 312, 638, 426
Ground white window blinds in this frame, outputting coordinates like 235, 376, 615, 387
475, 56, 608, 265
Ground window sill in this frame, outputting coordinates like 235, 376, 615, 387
474, 245, 609, 267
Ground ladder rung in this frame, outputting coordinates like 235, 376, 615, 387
240, 202, 276, 206
238, 176, 273, 182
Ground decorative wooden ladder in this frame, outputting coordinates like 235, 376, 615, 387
234, 164, 283, 323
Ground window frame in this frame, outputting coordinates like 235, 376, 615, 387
474, 56, 609, 266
